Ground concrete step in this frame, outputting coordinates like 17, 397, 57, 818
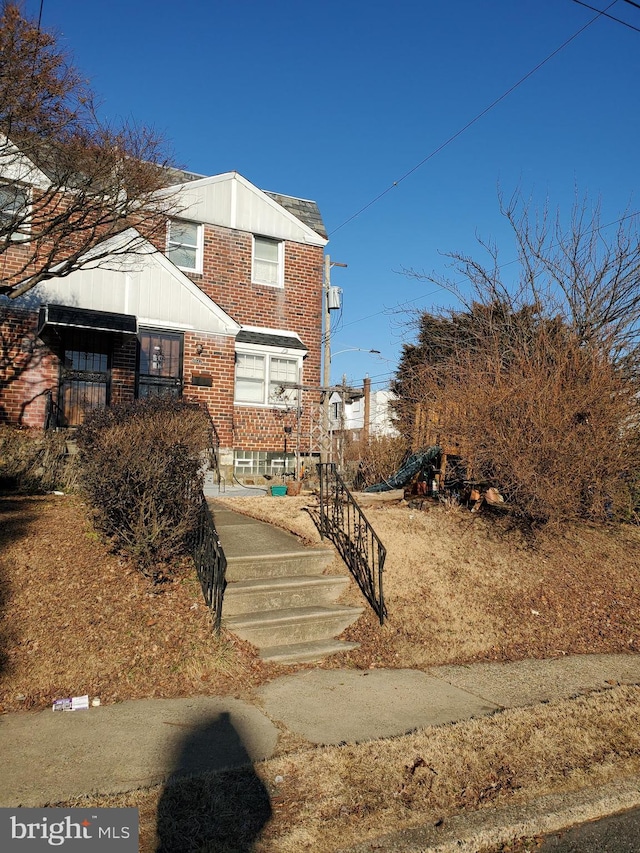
223, 604, 364, 647
225, 549, 334, 582
223, 575, 350, 616
259, 638, 360, 664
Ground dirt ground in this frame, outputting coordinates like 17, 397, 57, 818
1, 490, 639, 713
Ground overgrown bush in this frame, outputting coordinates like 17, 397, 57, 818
344, 434, 409, 490
405, 314, 640, 523
0, 424, 75, 492
394, 191, 640, 525
76, 397, 212, 579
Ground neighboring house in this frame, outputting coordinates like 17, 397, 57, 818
0, 160, 327, 481
329, 378, 398, 441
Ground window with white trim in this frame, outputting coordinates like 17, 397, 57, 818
0, 183, 30, 241
268, 357, 298, 404
166, 219, 202, 272
235, 352, 299, 406
233, 450, 296, 476
235, 353, 265, 403
252, 235, 283, 287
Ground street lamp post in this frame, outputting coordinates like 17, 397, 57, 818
329, 348, 381, 469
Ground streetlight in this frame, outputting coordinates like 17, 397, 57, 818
331, 347, 381, 359
329, 349, 382, 469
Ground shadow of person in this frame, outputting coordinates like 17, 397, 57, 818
156, 711, 272, 852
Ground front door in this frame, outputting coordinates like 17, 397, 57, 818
137, 330, 183, 398
59, 330, 111, 426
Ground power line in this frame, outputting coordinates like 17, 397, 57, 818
570, 0, 640, 33
339, 207, 640, 331
329, 2, 617, 237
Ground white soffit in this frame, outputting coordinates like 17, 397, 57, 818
166, 172, 327, 247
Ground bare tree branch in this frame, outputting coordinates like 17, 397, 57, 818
0, 3, 182, 298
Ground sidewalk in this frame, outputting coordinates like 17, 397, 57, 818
2, 653, 640, 809
2, 497, 640, 849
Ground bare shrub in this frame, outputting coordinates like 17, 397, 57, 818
0, 424, 75, 492
76, 397, 212, 580
408, 313, 640, 522
394, 192, 640, 525
344, 434, 409, 490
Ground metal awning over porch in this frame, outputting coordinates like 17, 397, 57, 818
37, 304, 138, 341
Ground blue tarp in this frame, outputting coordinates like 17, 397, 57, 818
364, 446, 442, 492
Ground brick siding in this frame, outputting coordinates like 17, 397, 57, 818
180, 224, 323, 454
2, 209, 324, 463
0, 307, 59, 427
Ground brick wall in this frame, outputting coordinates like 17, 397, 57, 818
181, 331, 236, 448
110, 336, 137, 406
184, 224, 323, 454
0, 306, 59, 427
2, 212, 324, 466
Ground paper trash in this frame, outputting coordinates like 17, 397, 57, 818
53, 694, 90, 711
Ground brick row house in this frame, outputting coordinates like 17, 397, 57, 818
0, 153, 328, 481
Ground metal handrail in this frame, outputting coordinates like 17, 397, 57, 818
190, 495, 227, 633
43, 389, 63, 430
317, 462, 387, 624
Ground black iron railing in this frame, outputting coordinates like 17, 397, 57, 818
317, 462, 387, 624
190, 496, 227, 633
44, 389, 63, 430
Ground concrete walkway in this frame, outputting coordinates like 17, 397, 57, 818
2, 653, 640, 809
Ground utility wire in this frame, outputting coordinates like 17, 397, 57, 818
339, 207, 640, 331
329, 2, 617, 237
570, 0, 640, 33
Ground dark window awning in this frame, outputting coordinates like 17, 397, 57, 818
235, 329, 307, 351
38, 304, 138, 339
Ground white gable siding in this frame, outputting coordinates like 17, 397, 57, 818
173, 174, 326, 246
0, 137, 50, 189
24, 252, 239, 336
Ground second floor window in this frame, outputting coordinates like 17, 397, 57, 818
0, 183, 30, 241
167, 220, 202, 272
252, 235, 283, 287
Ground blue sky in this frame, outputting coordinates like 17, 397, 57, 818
26, 0, 640, 387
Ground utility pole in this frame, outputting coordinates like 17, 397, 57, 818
363, 375, 371, 444
321, 254, 331, 464
321, 254, 347, 464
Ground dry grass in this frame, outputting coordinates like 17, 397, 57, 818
3, 490, 639, 708
218, 494, 640, 668
62, 685, 640, 852
0, 495, 280, 712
